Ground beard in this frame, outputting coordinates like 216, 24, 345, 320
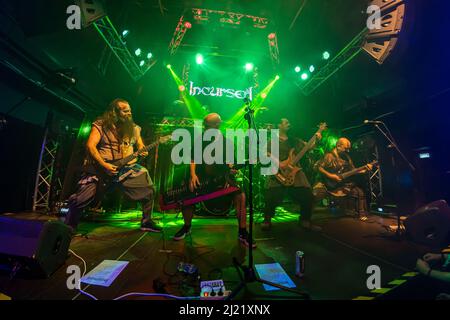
117, 116, 135, 140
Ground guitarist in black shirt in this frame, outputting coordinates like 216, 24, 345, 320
314, 138, 373, 219
64, 99, 163, 233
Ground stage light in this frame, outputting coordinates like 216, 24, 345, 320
268, 33, 276, 40
309, 65, 315, 73
147, 52, 153, 59
122, 30, 130, 38
80, 124, 91, 137
139, 60, 145, 67
135, 48, 142, 56
323, 51, 330, 60
166, 64, 172, 69
178, 85, 186, 92
245, 63, 254, 71
184, 21, 192, 29
301, 73, 309, 80
261, 93, 267, 99
275, 75, 280, 80
295, 66, 301, 73
196, 53, 204, 65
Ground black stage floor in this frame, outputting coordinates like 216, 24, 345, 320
0, 208, 443, 300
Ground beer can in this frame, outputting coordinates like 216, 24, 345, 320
295, 251, 305, 277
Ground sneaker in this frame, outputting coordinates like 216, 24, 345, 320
238, 229, 257, 248
140, 220, 163, 232
173, 225, 191, 241
261, 219, 272, 231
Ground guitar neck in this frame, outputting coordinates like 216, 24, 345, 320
340, 164, 371, 180
115, 141, 158, 167
291, 134, 318, 165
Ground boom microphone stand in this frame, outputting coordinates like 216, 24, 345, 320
227, 99, 310, 300
372, 121, 415, 238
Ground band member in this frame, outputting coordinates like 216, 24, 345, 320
172, 113, 256, 248
313, 137, 372, 219
65, 98, 162, 233
262, 118, 322, 231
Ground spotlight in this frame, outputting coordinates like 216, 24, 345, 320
323, 51, 330, 60
275, 75, 280, 80
139, 60, 145, 67
166, 64, 172, 69
184, 21, 192, 29
268, 33, 276, 40
301, 73, 309, 80
245, 63, 254, 72
196, 53, 204, 65
309, 65, 315, 73
178, 85, 186, 92
135, 48, 142, 56
122, 30, 130, 38
147, 52, 153, 59
294, 66, 301, 73
261, 93, 267, 99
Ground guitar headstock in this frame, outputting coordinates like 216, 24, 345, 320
317, 122, 328, 133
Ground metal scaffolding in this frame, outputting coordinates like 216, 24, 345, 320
32, 129, 59, 213
297, 28, 367, 96
93, 16, 156, 81
369, 145, 383, 204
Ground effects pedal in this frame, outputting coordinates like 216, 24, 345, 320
200, 280, 230, 299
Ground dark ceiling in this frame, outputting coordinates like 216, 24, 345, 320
2, 0, 449, 131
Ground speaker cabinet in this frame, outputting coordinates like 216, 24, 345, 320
0, 217, 71, 278
404, 200, 450, 247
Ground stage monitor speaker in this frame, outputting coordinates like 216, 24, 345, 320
404, 200, 450, 247
0, 216, 72, 278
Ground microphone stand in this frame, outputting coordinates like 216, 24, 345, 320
227, 100, 310, 300
373, 121, 415, 238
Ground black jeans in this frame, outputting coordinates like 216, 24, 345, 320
263, 187, 314, 221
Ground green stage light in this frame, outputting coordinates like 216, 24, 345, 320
275, 75, 280, 80
245, 63, 254, 72
135, 48, 142, 56
196, 53, 204, 64
301, 73, 309, 80
323, 51, 330, 60
166, 64, 172, 69
122, 30, 130, 37
139, 60, 145, 67
147, 52, 153, 59
295, 66, 301, 73
79, 124, 91, 137
309, 65, 315, 73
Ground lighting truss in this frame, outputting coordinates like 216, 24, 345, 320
297, 28, 367, 96
369, 145, 383, 204
93, 16, 156, 81
192, 8, 269, 29
33, 129, 59, 213
168, 16, 190, 56
267, 33, 280, 67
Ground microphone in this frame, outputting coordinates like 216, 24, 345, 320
364, 119, 383, 125
56, 72, 76, 84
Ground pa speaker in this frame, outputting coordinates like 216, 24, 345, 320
0, 216, 71, 278
404, 200, 450, 247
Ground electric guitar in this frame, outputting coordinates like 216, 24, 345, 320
325, 160, 378, 196
274, 123, 328, 186
90, 135, 171, 183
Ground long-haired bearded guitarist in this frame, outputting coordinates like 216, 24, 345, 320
64, 98, 162, 233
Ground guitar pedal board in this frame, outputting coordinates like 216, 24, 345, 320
200, 280, 230, 299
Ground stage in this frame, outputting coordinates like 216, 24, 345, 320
0, 208, 435, 300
